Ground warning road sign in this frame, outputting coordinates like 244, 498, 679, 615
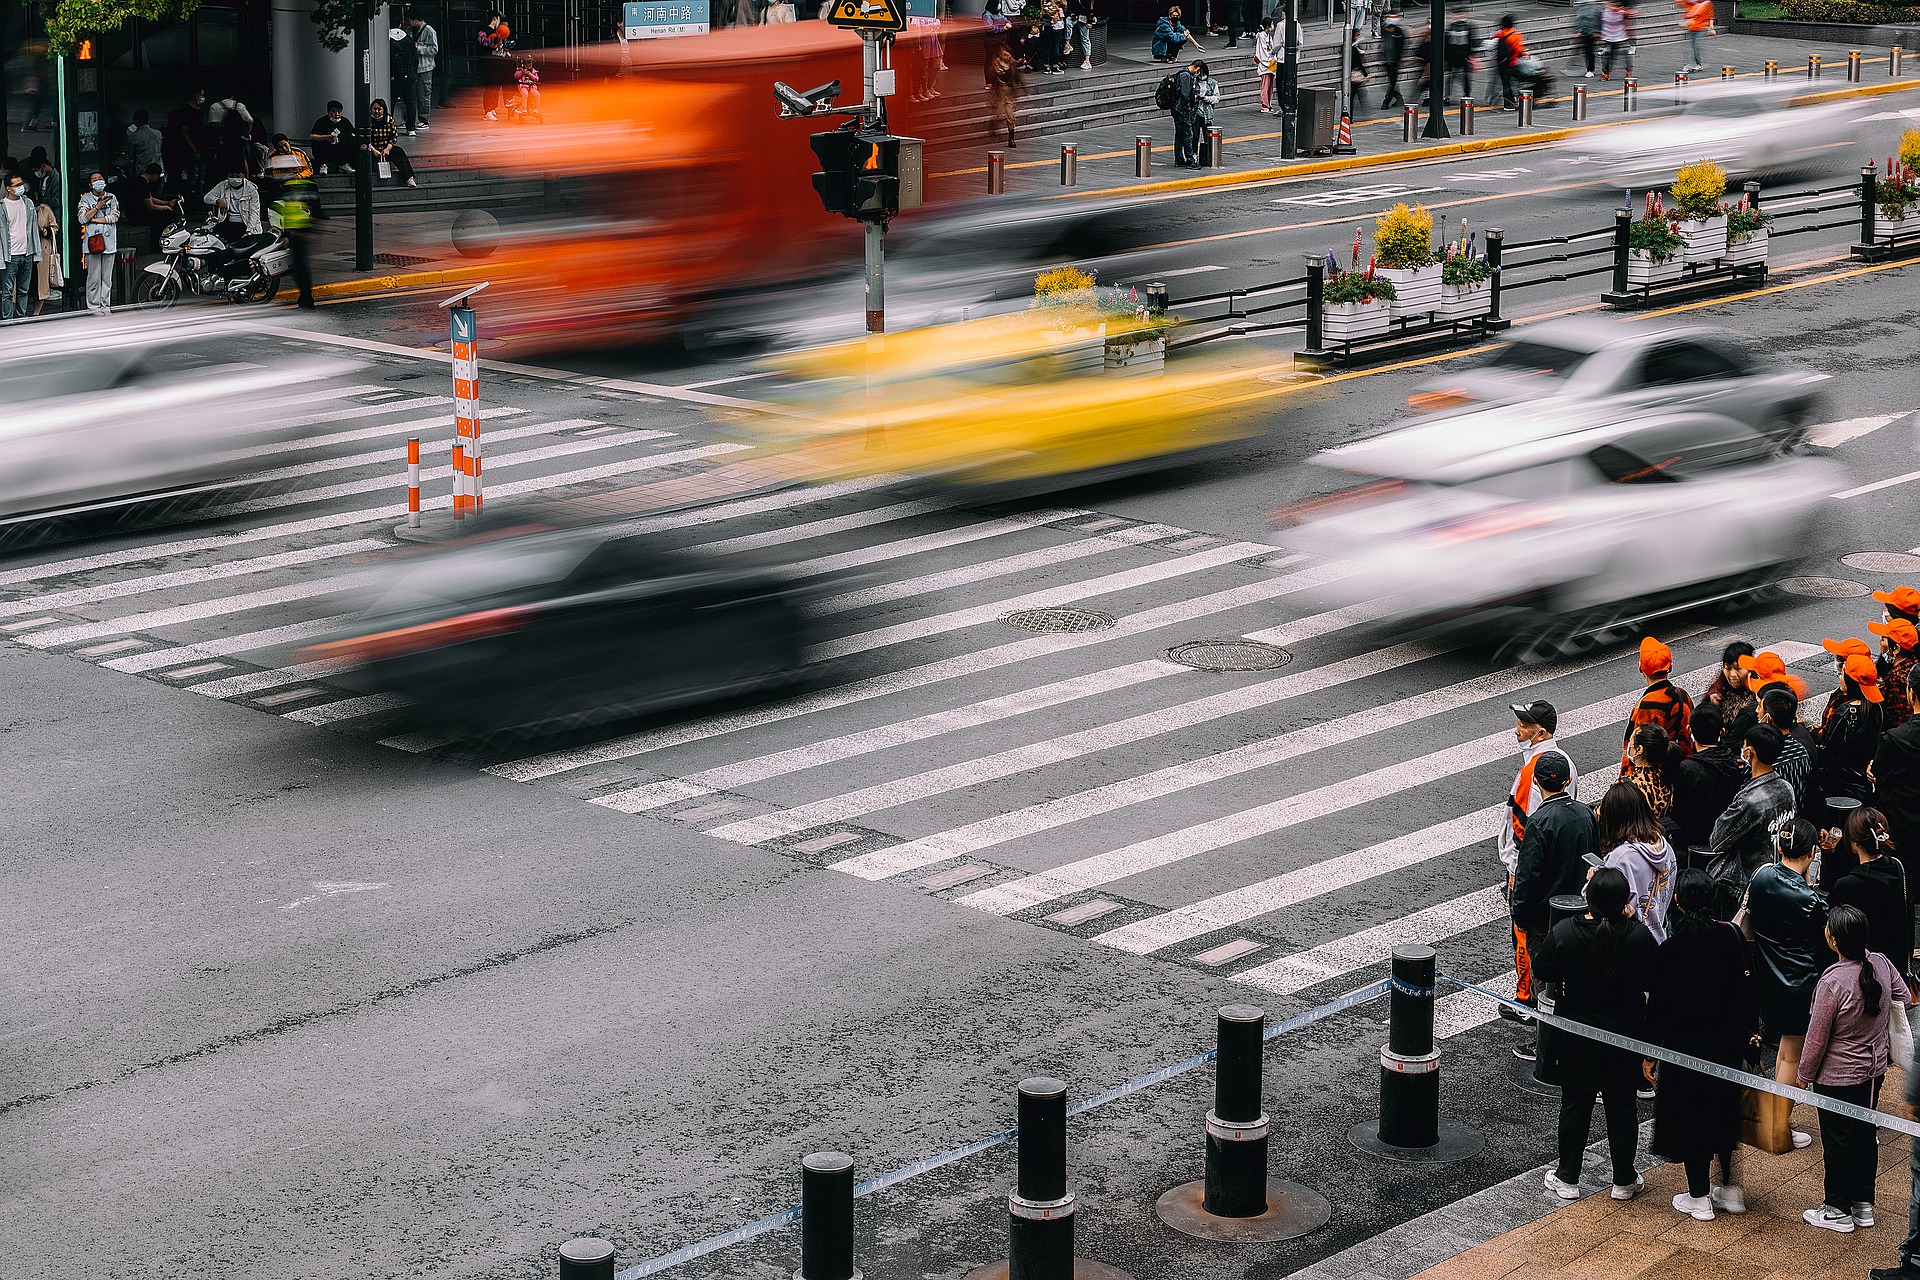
827, 0, 905, 31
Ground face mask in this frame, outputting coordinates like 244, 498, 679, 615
227, 177, 244, 189
6, 185, 20, 198
91, 179, 106, 193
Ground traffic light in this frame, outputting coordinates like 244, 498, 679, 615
809, 128, 858, 217
849, 133, 900, 221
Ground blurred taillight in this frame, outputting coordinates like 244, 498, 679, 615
1268, 478, 1406, 528
1408, 390, 1474, 412
300, 605, 536, 664
1424, 508, 1557, 546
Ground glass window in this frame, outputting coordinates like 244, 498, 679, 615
1478, 340, 1592, 381
1639, 340, 1745, 387
1590, 420, 1770, 483
140, 19, 192, 69
197, 9, 241, 66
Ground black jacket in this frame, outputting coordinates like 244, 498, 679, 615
1381, 23, 1407, 65
1873, 719, 1920, 838
1670, 743, 1746, 852
1831, 854, 1913, 982
1170, 67, 1199, 114
1511, 792, 1599, 935
1817, 698, 1883, 808
1533, 913, 1658, 1042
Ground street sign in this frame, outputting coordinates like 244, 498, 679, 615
624, 0, 709, 39
826, 0, 906, 32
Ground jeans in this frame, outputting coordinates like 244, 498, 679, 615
1557, 1064, 1641, 1186
393, 76, 418, 131
1602, 39, 1631, 76
1172, 109, 1202, 165
1579, 31, 1597, 72
414, 70, 434, 124
1685, 28, 1706, 66
1445, 61, 1471, 103
0, 255, 30, 319
1815, 1079, 1881, 1210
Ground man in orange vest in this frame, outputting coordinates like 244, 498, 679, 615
1499, 699, 1577, 1051
1622, 636, 1696, 771
1676, 0, 1714, 73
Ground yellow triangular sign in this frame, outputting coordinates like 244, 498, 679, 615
827, 0, 905, 31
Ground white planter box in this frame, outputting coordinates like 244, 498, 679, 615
1321, 300, 1391, 343
1375, 263, 1441, 321
1438, 281, 1492, 321
1104, 333, 1167, 376
1725, 228, 1768, 267
1627, 250, 1684, 287
1875, 209, 1917, 238
1045, 328, 1108, 377
1680, 214, 1728, 264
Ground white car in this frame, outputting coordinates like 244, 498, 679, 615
1280, 405, 1844, 663
1565, 81, 1856, 189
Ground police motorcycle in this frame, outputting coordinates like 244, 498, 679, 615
137, 199, 293, 308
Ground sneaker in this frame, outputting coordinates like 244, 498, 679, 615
1601, 72, 1612, 80
1855, 1202, 1877, 1228
485, 111, 498, 121
1711, 1185, 1747, 1214
416, 123, 430, 132
339, 164, 355, 174
1673, 1191, 1715, 1221
1513, 1042, 1538, 1062
405, 178, 417, 188
1498, 1004, 1536, 1025
1636, 1087, 1656, 1101
1806, 1205, 1856, 1233
1584, 70, 1596, 77
1613, 1175, 1646, 1201
1545, 1170, 1581, 1199
1866, 1266, 1920, 1279
1792, 1128, 1813, 1149
316, 165, 329, 175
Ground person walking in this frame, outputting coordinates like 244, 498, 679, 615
1816, 654, 1885, 823
1651, 868, 1752, 1221
270, 177, 319, 309
1671, 706, 1747, 856
1573, 0, 1601, 77
408, 14, 440, 130
76, 172, 119, 316
1491, 13, 1526, 110
1623, 636, 1696, 770
1677, 0, 1714, 73
1744, 819, 1829, 1152
1708, 723, 1798, 895
1498, 700, 1577, 1035
1511, 749, 1599, 1061
0, 171, 39, 321
1799, 903, 1911, 1234
1168, 59, 1204, 167
1347, 29, 1370, 112
1534, 866, 1658, 1201
1598, 0, 1634, 80
986, 44, 1021, 146
1875, 618, 1919, 733
1379, 13, 1407, 109
1442, 4, 1476, 104
1596, 780, 1676, 942
1254, 17, 1280, 112
31, 195, 62, 314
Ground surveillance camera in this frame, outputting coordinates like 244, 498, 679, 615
775, 78, 844, 117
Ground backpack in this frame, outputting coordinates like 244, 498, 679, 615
1446, 18, 1472, 46
1155, 73, 1180, 109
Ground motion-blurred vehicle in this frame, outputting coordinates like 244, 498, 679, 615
139, 208, 292, 307
302, 527, 816, 730
1278, 405, 1844, 663
1565, 81, 1854, 188
0, 315, 352, 522
1406, 318, 1829, 449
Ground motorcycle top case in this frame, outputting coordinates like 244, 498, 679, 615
256, 247, 294, 276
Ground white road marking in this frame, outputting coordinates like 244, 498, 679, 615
1835, 468, 1920, 500
100, 617, 350, 672
1122, 264, 1227, 281
1272, 183, 1446, 207
1434, 969, 1519, 1040
699, 499, 957, 555
815, 525, 1188, 615
211, 404, 532, 468
189, 657, 357, 699
682, 370, 779, 389
275, 879, 389, 910
1231, 887, 1508, 996
1806, 414, 1902, 449
760, 508, 1081, 575
205, 418, 605, 488
0, 540, 390, 619
24, 576, 376, 649
282, 692, 413, 724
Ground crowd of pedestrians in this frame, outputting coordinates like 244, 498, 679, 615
1498, 584, 1920, 1248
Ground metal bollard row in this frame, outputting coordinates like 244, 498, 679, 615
987, 151, 1006, 195
1059, 144, 1076, 187
1517, 89, 1533, 127
1622, 75, 1637, 111
1573, 84, 1587, 120
1205, 126, 1224, 168
1459, 98, 1475, 135
1134, 135, 1152, 178
1402, 104, 1418, 142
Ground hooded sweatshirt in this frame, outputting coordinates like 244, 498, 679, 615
1600, 837, 1675, 942
1872, 718, 1920, 842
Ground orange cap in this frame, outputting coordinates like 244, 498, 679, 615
1871, 618, 1920, 651
1639, 636, 1672, 676
1875, 585, 1920, 615
1845, 653, 1884, 702
1739, 650, 1785, 689
1822, 637, 1873, 658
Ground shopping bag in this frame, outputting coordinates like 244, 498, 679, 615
1738, 1079, 1793, 1155
377, 160, 393, 180
1893, 999, 1915, 1073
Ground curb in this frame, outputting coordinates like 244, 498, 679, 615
310, 260, 495, 303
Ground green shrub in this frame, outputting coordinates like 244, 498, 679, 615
1323, 269, 1397, 304
1777, 0, 1909, 23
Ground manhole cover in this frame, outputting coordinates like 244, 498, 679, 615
1780, 577, 1872, 598
1166, 639, 1294, 671
1001, 607, 1117, 634
1842, 552, 1920, 574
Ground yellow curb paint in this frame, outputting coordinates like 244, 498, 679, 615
310, 261, 495, 302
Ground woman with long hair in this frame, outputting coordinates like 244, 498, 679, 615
1533, 866, 1659, 1200
1816, 653, 1885, 822
1622, 723, 1677, 825
1596, 780, 1676, 942
1826, 808, 1912, 983
1650, 868, 1752, 1219
1798, 904, 1911, 1232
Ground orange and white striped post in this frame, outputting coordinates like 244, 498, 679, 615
440, 282, 491, 524
406, 435, 421, 528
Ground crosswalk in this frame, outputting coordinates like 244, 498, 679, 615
3, 341, 1894, 1047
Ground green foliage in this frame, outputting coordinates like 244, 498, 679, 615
1441, 253, 1491, 286
1671, 159, 1729, 220
46, 0, 200, 54
1726, 200, 1774, 242
1777, 0, 1910, 22
1372, 202, 1435, 269
1630, 193, 1685, 262
1324, 270, 1397, 304
309, 0, 358, 53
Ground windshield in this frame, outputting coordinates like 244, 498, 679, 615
1478, 340, 1592, 381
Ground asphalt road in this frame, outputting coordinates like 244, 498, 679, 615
4, 128, 1920, 1280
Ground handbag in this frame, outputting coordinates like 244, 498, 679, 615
1737, 1074, 1793, 1154
1892, 997, 1914, 1072
377, 159, 393, 180
87, 231, 106, 255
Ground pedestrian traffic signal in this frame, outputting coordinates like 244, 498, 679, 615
809, 129, 922, 223
809, 128, 859, 217
849, 133, 900, 220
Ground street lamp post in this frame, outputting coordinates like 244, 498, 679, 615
352, 0, 374, 271
1281, 0, 1300, 159
1423, 0, 1450, 138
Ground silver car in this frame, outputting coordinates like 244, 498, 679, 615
1406, 318, 1829, 449
1280, 404, 1843, 663
1563, 80, 1856, 189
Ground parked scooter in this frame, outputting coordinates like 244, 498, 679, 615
138, 205, 293, 308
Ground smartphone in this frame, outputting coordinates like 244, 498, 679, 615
1583, 852, 1606, 869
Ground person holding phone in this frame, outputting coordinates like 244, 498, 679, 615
1594, 780, 1676, 943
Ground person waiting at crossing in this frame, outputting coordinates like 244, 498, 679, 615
1708, 723, 1798, 887
1875, 618, 1919, 732
1671, 706, 1747, 855
1498, 700, 1575, 1035
1510, 749, 1598, 1062
1623, 636, 1695, 769
1595, 780, 1675, 943
1743, 819, 1829, 1152
1706, 640, 1758, 741
1622, 723, 1678, 828
1816, 654, 1885, 824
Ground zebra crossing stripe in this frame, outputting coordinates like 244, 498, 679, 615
0, 540, 391, 620
1231, 887, 1508, 996
23, 576, 380, 649
814, 525, 1190, 615
99, 617, 352, 673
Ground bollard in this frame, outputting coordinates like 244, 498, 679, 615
1849, 49, 1862, 80
1809, 53, 1821, 79
449, 299, 482, 520
1622, 75, 1637, 110
1059, 144, 1077, 186
1858, 161, 1879, 255
799, 1153, 859, 1280
1674, 69, 1687, 87
1134, 135, 1152, 177
1303, 254, 1325, 356
1205, 126, 1223, 168
1154, 1006, 1333, 1242
1744, 178, 1762, 213
1894, 46, 1905, 76
1351, 946, 1487, 1162
1721, 64, 1735, 79
1144, 282, 1169, 317
1484, 227, 1508, 330
1517, 89, 1533, 127
1764, 58, 1778, 79
1011, 1077, 1073, 1279
405, 435, 421, 529
1607, 204, 1632, 296
987, 151, 1006, 195
1573, 84, 1587, 119
1458, 98, 1475, 135
1531, 894, 1591, 1087
1402, 104, 1418, 142
557, 1238, 615, 1280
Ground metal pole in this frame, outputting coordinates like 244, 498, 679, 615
1281, 0, 1302, 157
1622, 74, 1636, 110
1458, 98, 1474, 134
1572, 84, 1586, 119
1303, 253, 1325, 354
353, 0, 373, 272
1721, 64, 1734, 79
1764, 58, 1778, 80
1893, 46, 1904, 76
1610, 205, 1631, 294
1009, 1077, 1073, 1280
1205, 126, 1223, 167
1423, 0, 1450, 138
1339, 20, 1353, 127
1402, 104, 1418, 141
1378, 946, 1439, 1148
557, 1238, 615, 1280
405, 435, 421, 528
1860, 161, 1878, 249
450, 302, 480, 520
1134, 136, 1152, 176
1744, 177, 1762, 213
1059, 143, 1076, 185
1203, 1005, 1269, 1217
1531, 894, 1590, 1086
987, 151, 1006, 193
1848, 48, 1861, 81
798, 1153, 859, 1280
1808, 53, 1820, 79
1673, 69, 1686, 87
1484, 227, 1506, 329
1516, 89, 1532, 127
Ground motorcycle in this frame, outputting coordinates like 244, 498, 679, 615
138, 206, 293, 308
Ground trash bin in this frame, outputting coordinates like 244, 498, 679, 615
1297, 85, 1339, 153
116, 247, 139, 307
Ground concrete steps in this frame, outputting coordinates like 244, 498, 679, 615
312, 169, 545, 216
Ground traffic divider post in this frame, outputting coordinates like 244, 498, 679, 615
557, 1238, 615, 1280
1135, 135, 1152, 177
1572, 84, 1586, 119
798, 1152, 859, 1280
1351, 945, 1486, 1162
405, 435, 420, 529
1517, 89, 1533, 127
1059, 144, 1077, 186
1809, 52, 1821, 79
1205, 126, 1224, 168
1673, 69, 1687, 88
1303, 253, 1325, 357
1622, 75, 1637, 110
987, 151, 1006, 194
1744, 178, 1761, 213
1764, 58, 1778, 79
1858, 161, 1878, 254
1402, 104, 1417, 142
1458, 98, 1475, 135
1893, 46, 1905, 76
1145, 281, 1169, 316
1721, 64, 1735, 79
1484, 227, 1508, 330
449, 300, 481, 521
1849, 48, 1862, 81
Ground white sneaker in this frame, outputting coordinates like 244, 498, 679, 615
1855, 1202, 1877, 1227
1673, 1191, 1715, 1221
1613, 1175, 1647, 1201
339, 164, 355, 174
1584, 69, 1596, 77
485, 111, 498, 121
1793, 1128, 1814, 1149
1806, 1205, 1856, 1232
1545, 1170, 1581, 1199
1711, 1184, 1748, 1214
416, 123, 430, 132
316, 165, 329, 175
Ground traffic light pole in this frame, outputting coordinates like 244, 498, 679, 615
353, 0, 375, 270
1280, 0, 1299, 160
862, 31, 886, 336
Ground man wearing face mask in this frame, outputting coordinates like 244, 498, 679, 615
204, 169, 263, 241
77, 172, 120, 314
0, 172, 42, 321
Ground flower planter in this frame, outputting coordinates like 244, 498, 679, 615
1680, 214, 1728, 264
1104, 332, 1167, 376
1320, 300, 1391, 343
1375, 263, 1441, 321
1044, 326, 1109, 377
1626, 250, 1684, 287
1874, 209, 1918, 239
1725, 229, 1768, 267
1438, 281, 1492, 322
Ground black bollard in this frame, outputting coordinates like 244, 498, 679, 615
1604, 206, 1632, 302
799, 1152, 858, 1280
1531, 894, 1590, 1087
1012, 1078, 1074, 1280
1351, 946, 1485, 1162
557, 1238, 615, 1280
1855, 162, 1879, 259
1204, 1005, 1269, 1217
1484, 228, 1508, 330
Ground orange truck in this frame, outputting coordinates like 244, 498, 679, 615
427, 22, 969, 351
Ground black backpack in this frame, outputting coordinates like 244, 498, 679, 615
1155, 73, 1180, 109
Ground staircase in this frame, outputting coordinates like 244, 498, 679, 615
923, 7, 1685, 148
311, 167, 547, 217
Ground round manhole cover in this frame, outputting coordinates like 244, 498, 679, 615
1780, 577, 1872, 598
1001, 606, 1117, 634
1166, 639, 1294, 671
1841, 551, 1920, 574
